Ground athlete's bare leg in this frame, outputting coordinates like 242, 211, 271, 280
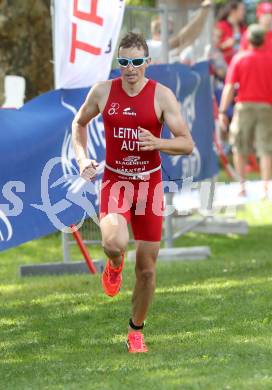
259, 154, 272, 197
233, 151, 247, 195
100, 213, 129, 268
130, 240, 160, 328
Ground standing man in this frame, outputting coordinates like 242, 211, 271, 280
219, 24, 272, 197
72, 32, 193, 353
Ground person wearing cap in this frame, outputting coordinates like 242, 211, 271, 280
219, 24, 272, 198
240, 1, 272, 51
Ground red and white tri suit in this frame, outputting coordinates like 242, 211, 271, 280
100, 77, 164, 241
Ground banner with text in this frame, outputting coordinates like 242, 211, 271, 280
54, 0, 125, 88
0, 62, 218, 251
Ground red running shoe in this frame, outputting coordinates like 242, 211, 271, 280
127, 331, 148, 353
101, 254, 124, 297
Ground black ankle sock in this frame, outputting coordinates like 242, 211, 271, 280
129, 318, 144, 330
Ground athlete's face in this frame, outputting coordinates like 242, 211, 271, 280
118, 46, 150, 85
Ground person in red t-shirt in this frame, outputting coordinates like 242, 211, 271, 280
240, 1, 272, 51
72, 32, 193, 353
219, 24, 272, 197
215, 0, 246, 65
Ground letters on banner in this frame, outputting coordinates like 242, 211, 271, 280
0, 62, 218, 251
54, 0, 125, 88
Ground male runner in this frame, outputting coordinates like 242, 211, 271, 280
72, 32, 193, 353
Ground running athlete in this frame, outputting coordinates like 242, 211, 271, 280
72, 32, 194, 353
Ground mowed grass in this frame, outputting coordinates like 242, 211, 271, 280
0, 202, 272, 389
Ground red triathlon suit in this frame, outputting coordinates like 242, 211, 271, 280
100, 77, 164, 241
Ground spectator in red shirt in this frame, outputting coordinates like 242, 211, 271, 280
215, 0, 246, 65
219, 24, 272, 198
240, 1, 272, 51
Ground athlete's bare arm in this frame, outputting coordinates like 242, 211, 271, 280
139, 83, 194, 155
72, 81, 111, 177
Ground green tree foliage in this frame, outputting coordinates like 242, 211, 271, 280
125, 0, 155, 6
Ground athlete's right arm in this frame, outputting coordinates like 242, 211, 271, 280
72, 84, 101, 178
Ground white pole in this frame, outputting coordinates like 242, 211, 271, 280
50, 0, 70, 263
160, 4, 169, 63
160, 4, 172, 247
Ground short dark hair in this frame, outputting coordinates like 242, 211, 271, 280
118, 32, 149, 57
248, 24, 265, 47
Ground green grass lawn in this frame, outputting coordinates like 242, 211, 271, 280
0, 202, 272, 389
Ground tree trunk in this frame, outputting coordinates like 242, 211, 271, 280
0, 0, 53, 104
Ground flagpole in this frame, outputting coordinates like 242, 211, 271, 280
50, 0, 71, 263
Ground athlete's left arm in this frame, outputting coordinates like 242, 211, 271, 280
139, 86, 194, 155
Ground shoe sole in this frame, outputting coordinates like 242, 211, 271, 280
101, 274, 122, 297
126, 341, 148, 353
102, 287, 121, 297
101, 263, 123, 297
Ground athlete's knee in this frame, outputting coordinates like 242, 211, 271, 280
136, 244, 159, 263
136, 267, 156, 284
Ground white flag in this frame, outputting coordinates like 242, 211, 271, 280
53, 0, 125, 89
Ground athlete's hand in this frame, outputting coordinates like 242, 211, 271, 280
78, 158, 99, 180
138, 127, 161, 151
